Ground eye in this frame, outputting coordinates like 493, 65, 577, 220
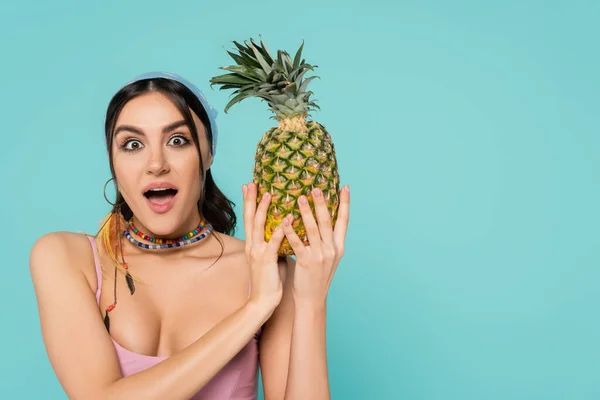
122, 139, 144, 151
168, 135, 190, 146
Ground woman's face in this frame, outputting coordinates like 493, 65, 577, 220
112, 91, 212, 236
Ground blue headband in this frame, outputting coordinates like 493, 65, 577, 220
121, 71, 219, 160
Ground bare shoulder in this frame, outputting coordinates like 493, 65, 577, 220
211, 231, 246, 256
203, 231, 294, 278
29, 231, 97, 290
30, 231, 93, 265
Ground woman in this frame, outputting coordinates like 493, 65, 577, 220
29, 71, 350, 400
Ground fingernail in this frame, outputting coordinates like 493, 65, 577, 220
283, 218, 290, 226
299, 195, 307, 205
313, 188, 322, 198
242, 184, 247, 194
263, 192, 271, 201
344, 185, 350, 194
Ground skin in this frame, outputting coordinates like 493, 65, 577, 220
29, 91, 350, 400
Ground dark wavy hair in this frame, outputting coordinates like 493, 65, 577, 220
103, 77, 236, 236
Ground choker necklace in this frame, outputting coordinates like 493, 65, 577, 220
123, 224, 213, 250
128, 218, 205, 244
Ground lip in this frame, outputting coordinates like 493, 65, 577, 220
142, 181, 179, 194
145, 193, 177, 214
142, 181, 179, 214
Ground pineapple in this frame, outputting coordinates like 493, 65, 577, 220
210, 37, 340, 255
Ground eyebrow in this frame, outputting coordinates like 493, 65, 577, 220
114, 120, 189, 137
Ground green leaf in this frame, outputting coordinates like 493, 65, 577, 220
256, 94, 272, 103
275, 104, 293, 114
258, 85, 275, 93
237, 86, 261, 96
293, 69, 310, 87
296, 92, 310, 102
298, 63, 317, 71
223, 64, 255, 73
233, 40, 249, 54
282, 82, 297, 95
239, 53, 261, 69
231, 41, 262, 68
291, 63, 317, 81
285, 51, 294, 67
284, 98, 298, 108
281, 51, 293, 76
221, 66, 262, 82
217, 84, 240, 91
293, 40, 304, 70
293, 104, 307, 113
272, 72, 285, 83
265, 70, 275, 83
226, 51, 245, 66
299, 76, 319, 93
299, 91, 315, 102
210, 73, 255, 86
276, 50, 286, 76
251, 36, 274, 65
248, 41, 272, 74
259, 35, 274, 59
224, 92, 257, 113
270, 94, 287, 103
254, 69, 268, 81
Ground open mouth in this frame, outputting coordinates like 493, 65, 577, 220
143, 188, 179, 205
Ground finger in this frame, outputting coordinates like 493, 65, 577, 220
282, 214, 307, 256
266, 220, 286, 256
242, 182, 256, 246
253, 190, 272, 244
333, 185, 351, 246
297, 194, 322, 252
312, 188, 333, 245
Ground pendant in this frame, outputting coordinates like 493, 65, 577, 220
104, 311, 110, 333
125, 271, 135, 295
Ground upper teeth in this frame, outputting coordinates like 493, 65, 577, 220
149, 188, 169, 191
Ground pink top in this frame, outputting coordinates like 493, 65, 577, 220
87, 235, 261, 400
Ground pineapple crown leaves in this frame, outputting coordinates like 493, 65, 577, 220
209, 36, 320, 118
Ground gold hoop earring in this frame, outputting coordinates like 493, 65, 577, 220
104, 178, 117, 206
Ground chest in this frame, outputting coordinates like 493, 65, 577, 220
96, 252, 249, 357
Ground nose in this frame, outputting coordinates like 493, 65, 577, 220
146, 147, 170, 176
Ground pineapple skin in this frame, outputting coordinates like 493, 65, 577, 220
253, 119, 340, 255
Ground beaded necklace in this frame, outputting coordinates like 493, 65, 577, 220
128, 218, 205, 244
124, 224, 213, 250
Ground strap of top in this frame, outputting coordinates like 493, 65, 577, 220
86, 235, 103, 304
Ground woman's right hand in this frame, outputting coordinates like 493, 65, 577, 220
242, 182, 287, 317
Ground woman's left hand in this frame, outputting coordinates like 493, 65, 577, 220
281, 185, 350, 306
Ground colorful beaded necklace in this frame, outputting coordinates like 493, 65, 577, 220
124, 224, 213, 250
128, 218, 204, 244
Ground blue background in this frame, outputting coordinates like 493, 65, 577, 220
1, 0, 599, 398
